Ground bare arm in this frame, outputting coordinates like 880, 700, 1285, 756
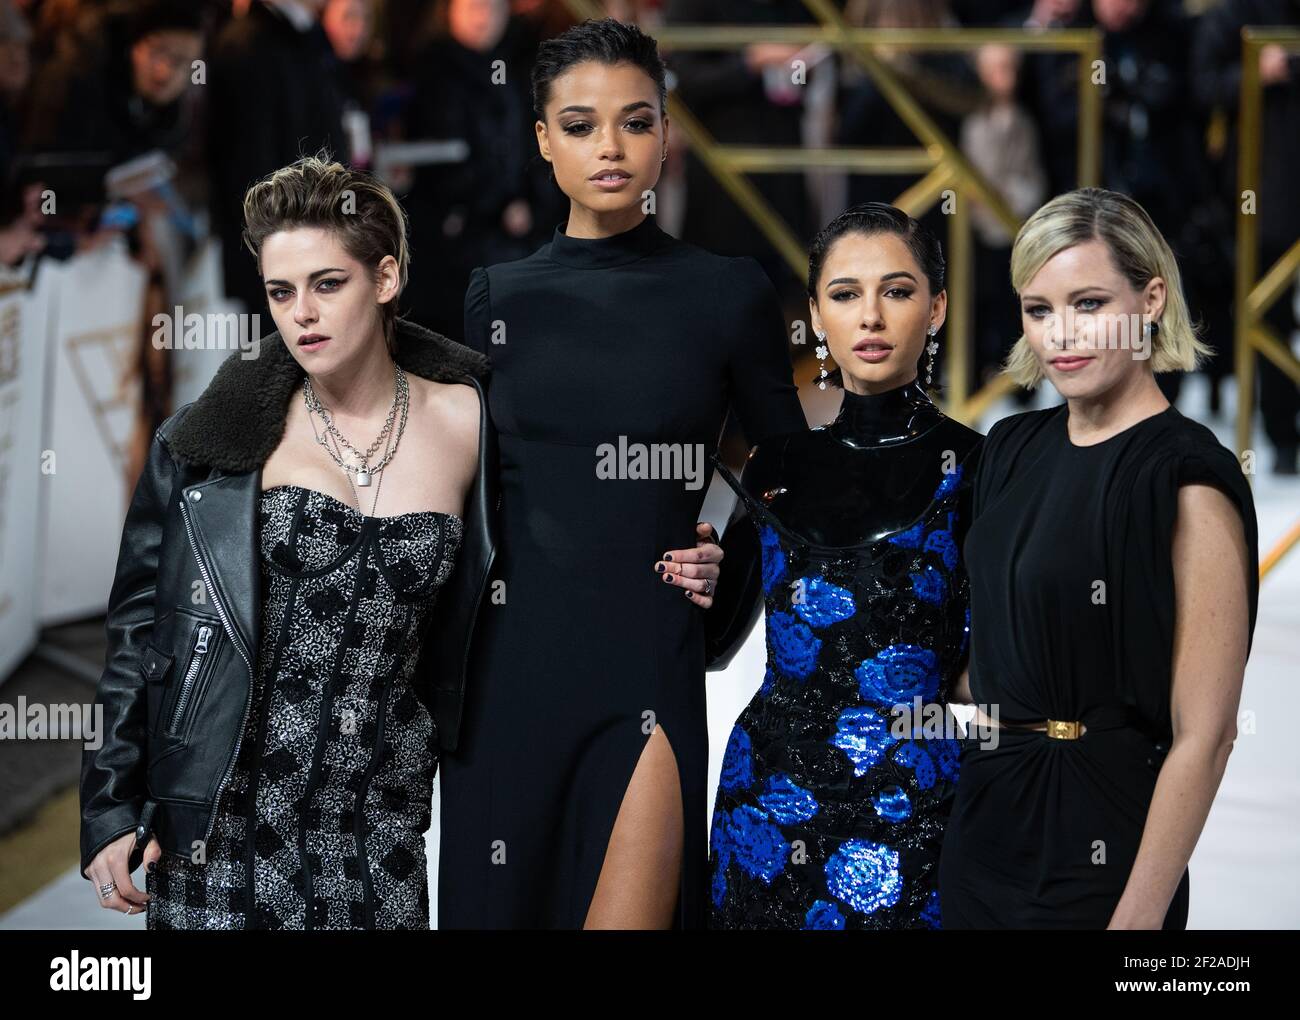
1108, 484, 1250, 929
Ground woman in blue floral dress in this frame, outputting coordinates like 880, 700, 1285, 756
705, 205, 982, 929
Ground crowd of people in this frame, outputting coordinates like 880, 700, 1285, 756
0, 0, 1297, 470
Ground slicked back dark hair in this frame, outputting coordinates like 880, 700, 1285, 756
807, 203, 945, 389
531, 17, 668, 122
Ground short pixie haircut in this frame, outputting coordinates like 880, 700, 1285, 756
242, 153, 410, 356
1005, 187, 1210, 388
531, 17, 668, 122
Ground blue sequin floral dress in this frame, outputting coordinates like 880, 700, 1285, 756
708, 459, 973, 930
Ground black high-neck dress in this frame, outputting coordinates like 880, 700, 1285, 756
438, 213, 806, 928
939, 404, 1259, 928
706, 381, 983, 928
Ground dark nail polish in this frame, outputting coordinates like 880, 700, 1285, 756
655, 563, 665, 573
663, 553, 673, 561
147, 861, 156, 873
684, 589, 693, 598
663, 572, 673, 582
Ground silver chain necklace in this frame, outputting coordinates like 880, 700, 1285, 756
312, 411, 392, 517
303, 364, 408, 487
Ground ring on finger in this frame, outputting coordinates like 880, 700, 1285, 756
98, 881, 117, 900
702, 578, 713, 595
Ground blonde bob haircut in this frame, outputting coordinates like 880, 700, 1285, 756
242, 152, 410, 357
1004, 187, 1210, 388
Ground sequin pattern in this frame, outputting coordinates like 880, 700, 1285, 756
146, 485, 462, 930
709, 464, 970, 930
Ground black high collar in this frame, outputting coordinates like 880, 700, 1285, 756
829, 377, 944, 447
546, 213, 671, 269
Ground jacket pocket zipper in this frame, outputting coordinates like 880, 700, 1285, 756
170, 624, 213, 732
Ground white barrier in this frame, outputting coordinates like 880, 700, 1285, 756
0, 239, 236, 684
0, 275, 51, 679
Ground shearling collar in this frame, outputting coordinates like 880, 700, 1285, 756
167, 316, 490, 473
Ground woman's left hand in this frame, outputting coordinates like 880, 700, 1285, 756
655, 522, 722, 609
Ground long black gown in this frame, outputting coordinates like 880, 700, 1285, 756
939, 403, 1259, 928
705, 380, 983, 928
438, 212, 806, 928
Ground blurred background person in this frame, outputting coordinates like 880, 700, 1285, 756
0, 0, 43, 267
323, 0, 382, 169
1195, 0, 1300, 474
960, 42, 1048, 389
207, 0, 350, 314
401, 0, 559, 337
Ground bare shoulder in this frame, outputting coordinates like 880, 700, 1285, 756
408, 376, 480, 453
1174, 483, 1247, 551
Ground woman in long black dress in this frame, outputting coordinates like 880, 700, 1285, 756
436, 19, 806, 929
704, 205, 981, 928
940, 188, 1259, 928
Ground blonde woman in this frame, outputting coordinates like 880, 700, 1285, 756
939, 187, 1259, 929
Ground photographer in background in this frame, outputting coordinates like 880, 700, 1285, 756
0, 1, 43, 268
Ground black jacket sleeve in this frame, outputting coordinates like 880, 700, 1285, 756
79, 423, 180, 879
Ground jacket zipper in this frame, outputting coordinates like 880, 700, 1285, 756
178, 495, 254, 848
169, 624, 212, 731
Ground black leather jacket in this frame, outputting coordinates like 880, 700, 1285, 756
79, 318, 496, 880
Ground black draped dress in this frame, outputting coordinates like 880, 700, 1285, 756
939, 404, 1259, 928
438, 213, 806, 928
705, 381, 983, 928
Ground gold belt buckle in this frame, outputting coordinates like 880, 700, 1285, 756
1045, 719, 1082, 740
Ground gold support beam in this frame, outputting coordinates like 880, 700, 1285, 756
1235, 30, 1300, 468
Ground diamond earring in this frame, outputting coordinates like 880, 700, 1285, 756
815, 329, 830, 389
924, 324, 939, 386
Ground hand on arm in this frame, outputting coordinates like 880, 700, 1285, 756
656, 522, 723, 609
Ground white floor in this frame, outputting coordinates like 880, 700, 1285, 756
5, 374, 1297, 929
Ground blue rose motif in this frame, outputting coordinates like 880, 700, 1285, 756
804, 899, 846, 930
757, 773, 819, 825
725, 805, 788, 884
824, 839, 902, 915
923, 528, 958, 571
872, 784, 912, 823
892, 736, 961, 790
855, 644, 940, 708
760, 525, 787, 594
719, 725, 754, 793
920, 889, 943, 929
934, 737, 961, 782
911, 565, 947, 605
934, 463, 963, 501
831, 706, 898, 777
768, 611, 822, 680
791, 576, 857, 629
887, 521, 926, 549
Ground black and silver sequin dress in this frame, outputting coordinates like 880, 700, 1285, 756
708, 460, 972, 930
146, 485, 462, 930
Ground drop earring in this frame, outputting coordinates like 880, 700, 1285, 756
815, 329, 830, 389
924, 324, 939, 386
